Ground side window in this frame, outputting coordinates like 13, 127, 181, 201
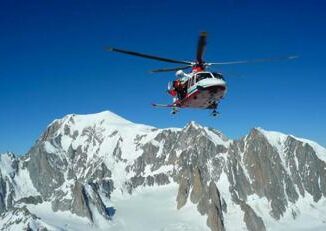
196, 74, 204, 82
195, 74, 199, 82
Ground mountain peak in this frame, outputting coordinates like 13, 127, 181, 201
253, 127, 288, 141
185, 121, 203, 129
62, 110, 134, 126
250, 127, 326, 162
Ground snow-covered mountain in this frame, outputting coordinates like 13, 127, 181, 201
1, 111, 326, 231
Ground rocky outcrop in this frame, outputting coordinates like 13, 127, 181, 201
242, 129, 289, 219
0, 206, 48, 231
176, 165, 225, 231
176, 169, 191, 209
285, 136, 326, 201
70, 181, 93, 220
0, 174, 7, 214
206, 181, 225, 231
0, 153, 18, 214
26, 145, 66, 198
240, 201, 266, 231
17, 196, 43, 205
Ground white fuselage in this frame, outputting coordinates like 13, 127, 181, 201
178, 71, 227, 108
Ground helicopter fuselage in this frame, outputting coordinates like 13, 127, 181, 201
173, 71, 227, 109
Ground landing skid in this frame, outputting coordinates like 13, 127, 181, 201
153, 102, 221, 117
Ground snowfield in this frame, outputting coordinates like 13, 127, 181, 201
24, 184, 208, 231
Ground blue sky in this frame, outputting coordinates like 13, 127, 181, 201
0, 0, 325, 154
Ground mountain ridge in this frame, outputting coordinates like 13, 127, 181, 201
1, 110, 326, 231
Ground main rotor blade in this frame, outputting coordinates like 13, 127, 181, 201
150, 65, 192, 73
207, 55, 298, 65
196, 32, 208, 64
107, 47, 192, 65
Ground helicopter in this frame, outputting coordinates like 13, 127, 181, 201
107, 32, 297, 116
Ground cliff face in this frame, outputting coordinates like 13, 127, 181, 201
1, 111, 326, 231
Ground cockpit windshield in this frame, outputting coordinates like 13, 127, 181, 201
212, 72, 225, 80
196, 72, 212, 82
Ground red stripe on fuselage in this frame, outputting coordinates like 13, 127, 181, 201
175, 85, 226, 109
